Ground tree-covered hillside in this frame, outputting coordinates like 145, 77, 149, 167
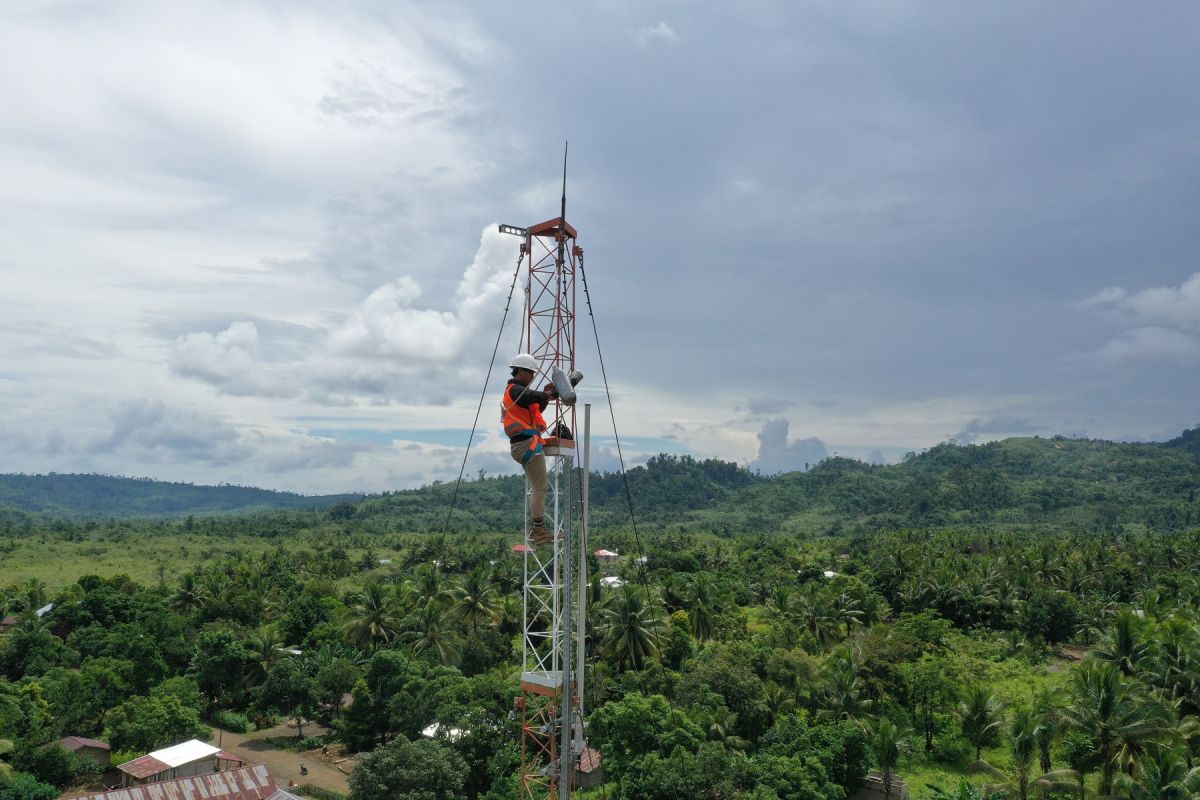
348, 430, 1200, 536
2, 428, 1198, 534
0, 473, 361, 519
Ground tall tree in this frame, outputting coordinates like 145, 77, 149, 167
596, 588, 664, 672
968, 707, 1077, 800
869, 718, 909, 800
960, 685, 1005, 762
1061, 662, 1172, 797
343, 584, 404, 650
449, 565, 501, 635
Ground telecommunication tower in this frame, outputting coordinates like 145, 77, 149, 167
499, 159, 591, 800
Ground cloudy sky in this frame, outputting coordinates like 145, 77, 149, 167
2, 2, 1198, 493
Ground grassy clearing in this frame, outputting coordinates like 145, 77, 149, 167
0, 533, 277, 590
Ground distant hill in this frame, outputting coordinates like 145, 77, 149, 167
0, 473, 362, 519
345, 427, 1200, 536
2, 427, 1198, 532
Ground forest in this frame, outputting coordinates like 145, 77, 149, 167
1, 429, 1199, 799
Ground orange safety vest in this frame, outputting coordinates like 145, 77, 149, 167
501, 382, 547, 448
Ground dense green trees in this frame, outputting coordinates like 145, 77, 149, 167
3, 434, 1200, 798
346, 737, 467, 800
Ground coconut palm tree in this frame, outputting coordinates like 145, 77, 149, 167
596, 587, 663, 671
22, 578, 47, 611
1031, 687, 1066, 776
961, 685, 1005, 762
869, 718, 910, 800
819, 651, 866, 721
244, 625, 291, 687
1094, 610, 1151, 677
1061, 662, 1172, 797
408, 563, 453, 610
968, 707, 1077, 800
171, 572, 209, 614
1112, 748, 1200, 800
342, 582, 404, 650
685, 574, 718, 643
1143, 617, 1200, 712
701, 707, 749, 754
450, 565, 502, 635
402, 603, 462, 667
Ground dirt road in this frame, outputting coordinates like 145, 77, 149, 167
213, 723, 352, 795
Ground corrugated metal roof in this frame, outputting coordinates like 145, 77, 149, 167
117, 755, 171, 779
61, 736, 111, 751
76, 765, 284, 800
578, 747, 603, 774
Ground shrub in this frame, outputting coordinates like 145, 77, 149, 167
294, 786, 346, 800
211, 710, 251, 734
931, 730, 971, 765
0, 773, 59, 800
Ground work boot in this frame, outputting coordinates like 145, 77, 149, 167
530, 525, 555, 546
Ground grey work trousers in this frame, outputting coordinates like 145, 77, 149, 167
510, 441, 548, 524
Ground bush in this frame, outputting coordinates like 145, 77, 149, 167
0, 773, 59, 800
931, 730, 972, 765
294, 786, 346, 800
110, 750, 145, 769
212, 710, 251, 733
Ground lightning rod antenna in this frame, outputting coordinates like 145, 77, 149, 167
561, 141, 568, 223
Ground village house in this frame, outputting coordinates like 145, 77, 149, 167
115, 739, 241, 787
58, 737, 111, 768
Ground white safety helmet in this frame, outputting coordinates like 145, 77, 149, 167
509, 353, 538, 371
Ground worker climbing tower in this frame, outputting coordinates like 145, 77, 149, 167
500, 153, 591, 800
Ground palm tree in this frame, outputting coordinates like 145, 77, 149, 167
701, 707, 749, 754
22, 578, 47, 611
1061, 662, 1172, 797
968, 707, 1077, 800
1094, 610, 1151, 676
596, 587, 663, 671
1030, 687, 1065, 776
1112, 748, 1200, 800
342, 583, 404, 649
449, 565, 502, 635
402, 603, 462, 667
244, 625, 290, 687
685, 574, 718, 643
171, 572, 209, 614
869, 718, 910, 800
961, 685, 1005, 762
1143, 617, 1199, 711
792, 585, 842, 649
408, 563, 453, 610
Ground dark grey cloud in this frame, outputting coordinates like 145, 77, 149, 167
745, 397, 794, 416
4, 3, 1199, 492
88, 399, 247, 464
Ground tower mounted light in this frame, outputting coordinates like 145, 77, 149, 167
499, 224, 529, 237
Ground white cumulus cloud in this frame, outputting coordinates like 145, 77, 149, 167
1082, 272, 1200, 333
170, 322, 297, 397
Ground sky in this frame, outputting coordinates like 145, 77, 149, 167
2, 1, 1198, 494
